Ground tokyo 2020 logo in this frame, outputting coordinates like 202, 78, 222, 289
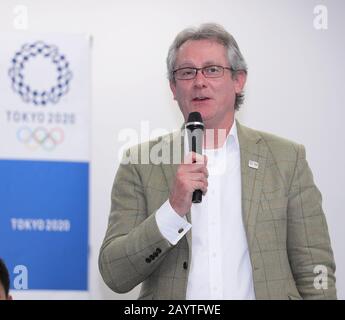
8, 41, 72, 106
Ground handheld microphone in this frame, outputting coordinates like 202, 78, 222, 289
186, 112, 204, 203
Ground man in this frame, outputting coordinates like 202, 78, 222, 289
0, 258, 12, 300
99, 23, 336, 299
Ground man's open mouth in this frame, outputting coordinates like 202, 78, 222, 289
192, 96, 210, 101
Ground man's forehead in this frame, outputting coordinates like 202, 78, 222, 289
175, 40, 228, 66
179, 38, 223, 49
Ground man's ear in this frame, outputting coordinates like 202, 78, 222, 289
233, 71, 247, 94
169, 81, 177, 100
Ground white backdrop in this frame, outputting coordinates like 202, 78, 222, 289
0, 0, 344, 300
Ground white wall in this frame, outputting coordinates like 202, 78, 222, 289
1, 0, 344, 299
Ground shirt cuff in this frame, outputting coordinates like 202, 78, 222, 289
155, 199, 192, 245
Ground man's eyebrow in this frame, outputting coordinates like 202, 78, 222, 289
202, 60, 219, 66
175, 61, 195, 69
175, 60, 221, 69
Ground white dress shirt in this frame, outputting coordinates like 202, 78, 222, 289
155, 121, 255, 300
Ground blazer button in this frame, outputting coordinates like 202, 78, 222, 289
145, 258, 151, 263
156, 248, 161, 253
150, 254, 155, 260
183, 261, 188, 270
178, 228, 184, 234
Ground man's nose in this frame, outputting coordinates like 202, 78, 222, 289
193, 70, 207, 88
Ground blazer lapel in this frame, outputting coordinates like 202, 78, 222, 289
237, 120, 268, 249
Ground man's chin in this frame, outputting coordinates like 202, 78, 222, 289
182, 106, 217, 124
185, 106, 212, 116
195, 109, 217, 123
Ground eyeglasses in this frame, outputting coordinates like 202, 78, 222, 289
173, 65, 234, 80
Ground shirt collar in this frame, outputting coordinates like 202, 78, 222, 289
227, 119, 239, 152
183, 119, 239, 154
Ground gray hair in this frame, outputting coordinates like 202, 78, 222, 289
167, 23, 247, 110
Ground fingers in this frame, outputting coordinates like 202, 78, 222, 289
184, 152, 208, 165
173, 152, 209, 202
189, 172, 209, 183
183, 152, 208, 176
182, 164, 208, 176
192, 181, 208, 195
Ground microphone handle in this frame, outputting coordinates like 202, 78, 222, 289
191, 133, 203, 204
192, 189, 202, 203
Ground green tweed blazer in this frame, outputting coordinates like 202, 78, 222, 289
99, 120, 336, 300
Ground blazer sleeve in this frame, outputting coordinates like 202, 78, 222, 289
98, 159, 173, 293
287, 144, 337, 299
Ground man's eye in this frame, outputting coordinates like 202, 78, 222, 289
181, 69, 194, 76
206, 66, 220, 73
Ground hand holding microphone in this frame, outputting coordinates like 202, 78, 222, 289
169, 112, 208, 217
186, 112, 205, 203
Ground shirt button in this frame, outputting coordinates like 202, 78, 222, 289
178, 228, 184, 234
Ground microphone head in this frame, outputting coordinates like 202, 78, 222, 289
187, 112, 203, 124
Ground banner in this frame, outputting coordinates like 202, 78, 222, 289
0, 33, 90, 292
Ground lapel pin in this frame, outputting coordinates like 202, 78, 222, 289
248, 160, 259, 169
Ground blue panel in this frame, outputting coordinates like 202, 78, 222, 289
0, 159, 88, 290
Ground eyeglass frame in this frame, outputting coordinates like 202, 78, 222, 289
172, 65, 235, 80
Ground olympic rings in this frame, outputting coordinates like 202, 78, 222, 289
16, 127, 64, 151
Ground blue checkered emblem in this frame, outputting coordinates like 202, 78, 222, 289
8, 41, 73, 106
